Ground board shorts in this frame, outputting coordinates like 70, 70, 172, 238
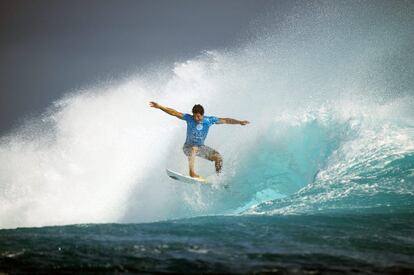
182, 143, 219, 161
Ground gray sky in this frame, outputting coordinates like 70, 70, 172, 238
0, 0, 283, 135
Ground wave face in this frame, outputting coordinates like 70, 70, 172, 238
1, 1, 413, 228
242, 110, 414, 215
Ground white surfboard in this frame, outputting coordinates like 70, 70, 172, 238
166, 169, 212, 185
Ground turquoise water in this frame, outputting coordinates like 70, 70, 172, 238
1, 100, 413, 273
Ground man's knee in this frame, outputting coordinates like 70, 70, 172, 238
190, 146, 198, 154
210, 152, 222, 162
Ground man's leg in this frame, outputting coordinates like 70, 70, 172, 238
200, 145, 223, 175
183, 144, 201, 178
211, 152, 223, 174
188, 146, 201, 178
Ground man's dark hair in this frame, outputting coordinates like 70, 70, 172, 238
192, 104, 204, 115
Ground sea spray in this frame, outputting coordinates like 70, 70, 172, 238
1, 1, 413, 229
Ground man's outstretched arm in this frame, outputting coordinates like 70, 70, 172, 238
217, 118, 250, 125
149, 101, 183, 119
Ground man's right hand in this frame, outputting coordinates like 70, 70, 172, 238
149, 101, 161, 109
149, 102, 183, 119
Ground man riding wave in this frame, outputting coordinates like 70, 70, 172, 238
149, 102, 250, 179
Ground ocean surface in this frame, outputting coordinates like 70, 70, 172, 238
1, 1, 414, 273
1, 213, 414, 273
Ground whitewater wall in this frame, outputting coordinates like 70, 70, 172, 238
1, 1, 413, 229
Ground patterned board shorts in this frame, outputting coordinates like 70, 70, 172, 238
182, 144, 219, 161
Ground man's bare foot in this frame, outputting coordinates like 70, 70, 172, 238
190, 171, 202, 179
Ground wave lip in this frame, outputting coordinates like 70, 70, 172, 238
243, 110, 414, 216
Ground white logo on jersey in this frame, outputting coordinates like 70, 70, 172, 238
196, 124, 203, 131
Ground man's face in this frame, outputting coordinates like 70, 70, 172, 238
192, 112, 203, 123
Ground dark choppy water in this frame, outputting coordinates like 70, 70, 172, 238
1, 213, 413, 274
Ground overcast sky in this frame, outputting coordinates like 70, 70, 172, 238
0, 0, 284, 135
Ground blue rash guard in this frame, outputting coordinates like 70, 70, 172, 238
182, 113, 219, 146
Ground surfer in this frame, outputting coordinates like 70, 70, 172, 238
149, 102, 249, 179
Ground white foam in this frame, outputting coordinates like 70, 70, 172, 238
1, 1, 413, 228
